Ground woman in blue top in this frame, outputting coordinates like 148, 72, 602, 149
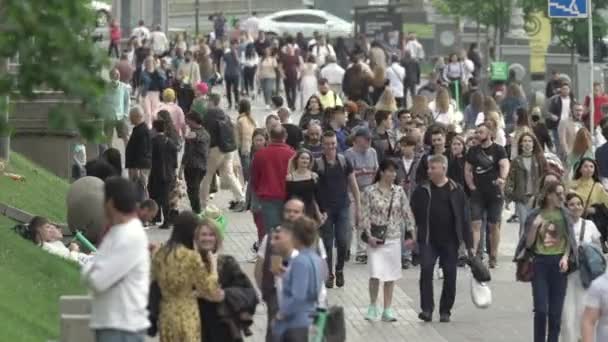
273, 216, 324, 342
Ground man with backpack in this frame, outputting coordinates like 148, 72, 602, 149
314, 130, 361, 289
200, 93, 245, 211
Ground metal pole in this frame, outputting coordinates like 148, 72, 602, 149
589, 0, 595, 138
248, 0, 252, 16
195, 0, 200, 37
0, 59, 9, 162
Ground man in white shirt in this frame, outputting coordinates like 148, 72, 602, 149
150, 25, 169, 58
386, 55, 406, 108
320, 55, 345, 96
404, 32, 425, 61
131, 20, 150, 46
242, 11, 260, 40
81, 177, 150, 342
311, 36, 335, 67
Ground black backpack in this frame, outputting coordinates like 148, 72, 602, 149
216, 116, 237, 153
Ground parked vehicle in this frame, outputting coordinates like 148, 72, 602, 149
259, 9, 353, 38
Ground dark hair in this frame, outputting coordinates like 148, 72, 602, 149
390, 54, 399, 64
374, 110, 391, 126
271, 95, 284, 108
104, 177, 139, 214
305, 95, 324, 113
306, 55, 316, 64
573, 157, 601, 182
396, 109, 411, 120
516, 132, 546, 165
537, 180, 564, 209
399, 135, 417, 146
157, 110, 180, 143
322, 130, 336, 140
289, 216, 318, 247
102, 148, 122, 176
238, 99, 251, 114
140, 199, 158, 211
165, 211, 200, 257
152, 119, 166, 133
374, 158, 399, 183
186, 111, 204, 125
566, 192, 584, 205
245, 43, 256, 59
208, 93, 221, 106
318, 78, 329, 86
515, 107, 530, 127
269, 125, 287, 142
29, 216, 50, 244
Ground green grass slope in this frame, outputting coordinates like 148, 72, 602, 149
0, 153, 69, 222
0, 216, 86, 342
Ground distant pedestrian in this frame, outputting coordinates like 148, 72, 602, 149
125, 106, 152, 200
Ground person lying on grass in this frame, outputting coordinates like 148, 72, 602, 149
29, 216, 92, 266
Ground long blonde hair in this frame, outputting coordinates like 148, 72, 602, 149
436, 87, 451, 113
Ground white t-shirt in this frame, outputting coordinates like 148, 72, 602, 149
584, 272, 608, 341
312, 44, 335, 66
386, 63, 406, 98
131, 26, 150, 44
402, 157, 414, 174
150, 31, 169, 55
320, 63, 345, 85
561, 97, 571, 121
573, 219, 602, 247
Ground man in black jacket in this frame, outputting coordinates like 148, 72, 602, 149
200, 93, 245, 212
411, 154, 473, 323
125, 106, 152, 200
546, 81, 575, 158
415, 125, 448, 184
148, 120, 178, 228
401, 51, 421, 108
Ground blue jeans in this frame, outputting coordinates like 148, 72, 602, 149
240, 153, 251, 183
260, 78, 275, 105
550, 128, 562, 157
515, 201, 530, 238
260, 199, 284, 233
532, 254, 568, 342
95, 329, 145, 342
321, 206, 350, 273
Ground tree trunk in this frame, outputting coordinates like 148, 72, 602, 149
0, 59, 9, 162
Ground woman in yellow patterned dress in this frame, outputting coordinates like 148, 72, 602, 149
152, 211, 222, 342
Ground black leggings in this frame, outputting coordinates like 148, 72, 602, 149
225, 75, 240, 107
243, 66, 257, 95
284, 78, 297, 110
108, 41, 120, 58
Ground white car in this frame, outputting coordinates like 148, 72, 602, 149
259, 9, 353, 38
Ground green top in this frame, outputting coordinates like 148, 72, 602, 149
191, 97, 207, 117
535, 208, 568, 255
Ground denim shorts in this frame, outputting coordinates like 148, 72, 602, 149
470, 191, 503, 224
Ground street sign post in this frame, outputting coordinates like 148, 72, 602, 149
549, 0, 594, 138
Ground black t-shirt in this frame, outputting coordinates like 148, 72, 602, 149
429, 182, 457, 246
315, 156, 354, 210
465, 143, 507, 195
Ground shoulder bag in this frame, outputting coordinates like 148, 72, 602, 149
361, 188, 394, 245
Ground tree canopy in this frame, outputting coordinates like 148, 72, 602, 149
0, 0, 110, 140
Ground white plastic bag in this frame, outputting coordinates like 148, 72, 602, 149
470, 277, 492, 309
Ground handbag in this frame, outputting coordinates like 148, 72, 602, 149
578, 217, 607, 288
516, 251, 535, 282
361, 189, 395, 245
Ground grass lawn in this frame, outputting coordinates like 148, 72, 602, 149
0, 215, 86, 342
0, 153, 69, 223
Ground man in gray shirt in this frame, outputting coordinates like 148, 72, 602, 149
344, 128, 378, 263
582, 272, 608, 342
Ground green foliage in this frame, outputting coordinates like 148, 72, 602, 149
0, 0, 110, 140
0, 215, 86, 342
0, 153, 69, 222
431, 0, 511, 30
522, 0, 608, 53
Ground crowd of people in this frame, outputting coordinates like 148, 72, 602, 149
36, 15, 608, 342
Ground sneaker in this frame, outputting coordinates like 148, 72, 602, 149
251, 241, 260, 253
439, 313, 451, 323
402, 259, 412, 270
229, 200, 237, 210
381, 308, 397, 322
231, 201, 247, 212
158, 223, 171, 230
246, 252, 258, 263
435, 267, 443, 279
335, 271, 344, 288
418, 311, 432, 322
355, 255, 367, 264
457, 257, 467, 268
345, 250, 351, 262
489, 257, 498, 269
507, 214, 518, 223
325, 274, 335, 289
365, 305, 379, 321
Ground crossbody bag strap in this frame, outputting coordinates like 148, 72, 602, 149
580, 182, 596, 243
387, 188, 395, 220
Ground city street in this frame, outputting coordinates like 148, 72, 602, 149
144, 95, 534, 342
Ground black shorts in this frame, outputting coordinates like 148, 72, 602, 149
470, 190, 503, 224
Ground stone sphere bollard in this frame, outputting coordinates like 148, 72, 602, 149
67, 176, 105, 244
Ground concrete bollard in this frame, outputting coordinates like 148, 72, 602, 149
60, 314, 94, 342
59, 295, 92, 315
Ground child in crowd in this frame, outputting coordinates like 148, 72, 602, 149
29, 216, 92, 266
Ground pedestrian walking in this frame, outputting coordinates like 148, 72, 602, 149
179, 112, 210, 215
125, 106, 152, 200
361, 159, 414, 322
411, 154, 474, 323
514, 181, 576, 342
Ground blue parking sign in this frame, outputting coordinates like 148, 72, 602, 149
548, 0, 589, 18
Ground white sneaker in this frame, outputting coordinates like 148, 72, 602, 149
435, 267, 444, 279
246, 252, 258, 263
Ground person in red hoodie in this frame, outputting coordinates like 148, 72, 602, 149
251, 125, 295, 234
109, 19, 121, 58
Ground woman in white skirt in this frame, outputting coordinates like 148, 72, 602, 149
360, 159, 415, 322
561, 192, 602, 342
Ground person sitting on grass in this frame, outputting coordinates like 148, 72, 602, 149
29, 216, 92, 266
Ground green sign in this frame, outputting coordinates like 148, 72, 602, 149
402, 23, 434, 39
490, 62, 509, 81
